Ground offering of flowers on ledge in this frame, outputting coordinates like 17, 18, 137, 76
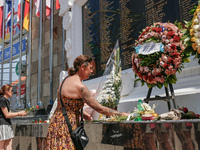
33, 118, 48, 124
132, 22, 189, 89
179, 106, 200, 119
102, 102, 159, 122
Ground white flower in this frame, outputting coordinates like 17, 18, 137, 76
196, 38, 200, 44
141, 103, 152, 111
194, 18, 199, 24
184, 37, 190, 43
194, 32, 200, 38
193, 25, 200, 32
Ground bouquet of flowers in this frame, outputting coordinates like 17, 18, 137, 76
96, 40, 122, 109
132, 22, 188, 88
126, 102, 158, 121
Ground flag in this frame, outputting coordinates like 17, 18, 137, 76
23, 0, 30, 31
5, 0, 11, 27
17, 0, 21, 22
0, 0, 4, 38
56, 0, 60, 10
34, 0, 40, 17
46, 0, 50, 19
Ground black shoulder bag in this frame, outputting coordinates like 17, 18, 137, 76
59, 76, 89, 150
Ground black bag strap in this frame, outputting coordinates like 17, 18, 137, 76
59, 76, 84, 135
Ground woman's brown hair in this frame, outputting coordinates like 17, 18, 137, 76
0, 84, 12, 96
68, 55, 93, 76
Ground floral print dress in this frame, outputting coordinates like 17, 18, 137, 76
45, 92, 84, 150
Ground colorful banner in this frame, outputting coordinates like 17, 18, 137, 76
0, 38, 26, 63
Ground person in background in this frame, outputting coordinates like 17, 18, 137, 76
0, 84, 27, 150
45, 55, 129, 149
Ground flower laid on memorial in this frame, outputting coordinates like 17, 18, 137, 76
25, 105, 38, 113
132, 22, 188, 88
183, 5, 200, 64
96, 40, 122, 109
178, 106, 200, 119
33, 118, 47, 124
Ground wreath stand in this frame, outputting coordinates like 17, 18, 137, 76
144, 83, 177, 111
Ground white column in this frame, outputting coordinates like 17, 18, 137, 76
59, 0, 88, 67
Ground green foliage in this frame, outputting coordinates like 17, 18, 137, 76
115, 115, 128, 122
25, 106, 36, 113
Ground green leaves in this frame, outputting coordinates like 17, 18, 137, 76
167, 75, 177, 84
189, 8, 196, 14
183, 58, 191, 63
139, 52, 161, 67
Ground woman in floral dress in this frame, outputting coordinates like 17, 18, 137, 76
45, 55, 129, 149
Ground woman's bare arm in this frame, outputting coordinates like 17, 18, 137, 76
1, 107, 27, 118
80, 85, 123, 116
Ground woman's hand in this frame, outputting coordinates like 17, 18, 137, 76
19, 110, 27, 116
121, 112, 130, 116
83, 111, 93, 121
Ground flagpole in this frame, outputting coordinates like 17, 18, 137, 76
49, 0, 54, 102
9, 0, 14, 85
62, 17, 65, 70
37, 0, 42, 106
1, 2, 6, 87
9, 0, 14, 107
26, 0, 32, 108
17, 0, 24, 108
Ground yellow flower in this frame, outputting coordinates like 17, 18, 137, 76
193, 12, 197, 18
192, 43, 197, 50
191, 37, 196, 42
197, 46, 200, 54
196, 8, 200, 14
190, 29, 194, 36
191, 23, 194, 29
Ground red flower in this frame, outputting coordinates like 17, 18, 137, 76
157, 27, 163, 33
39, 120, 42, 123
183, 107, 188, 113
168, 57, 174, 64
36, 105, 39, 109
43, 121, 47, 123
163, 63, 169, 69
173, 35, 180, 42
171, 52, 179, 58
141, 31, 145, 36
152, 27, 162, 33
167, 31, 175, 36
35, 121, 38, 123
170, 44, 176, 50
146, 27, 151, 32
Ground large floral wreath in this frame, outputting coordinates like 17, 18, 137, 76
184, 5, 200, 64
132, 22, 187, 89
